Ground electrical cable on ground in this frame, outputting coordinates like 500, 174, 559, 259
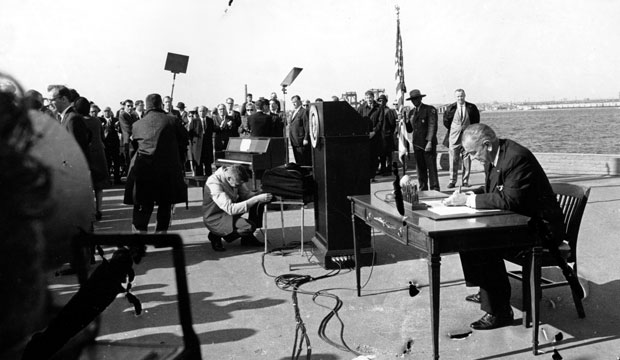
261, 221, 418, 358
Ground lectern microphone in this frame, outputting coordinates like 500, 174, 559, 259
392, 162, 405, 215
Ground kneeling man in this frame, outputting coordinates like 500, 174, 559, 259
202, 165, 272, 251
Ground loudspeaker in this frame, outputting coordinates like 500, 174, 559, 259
164, 52, 189, 74
310, 101, 374, 269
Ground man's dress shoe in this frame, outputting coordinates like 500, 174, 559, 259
208, 233, 226, 252
465, 292, 481, 303
447, 182, 456, 189
470, 310, 514, 330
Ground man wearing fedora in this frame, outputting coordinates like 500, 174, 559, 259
405, 89, 440, 191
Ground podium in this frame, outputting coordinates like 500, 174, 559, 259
309, 102, 374, 269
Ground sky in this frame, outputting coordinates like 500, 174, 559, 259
2, 0, 619, 110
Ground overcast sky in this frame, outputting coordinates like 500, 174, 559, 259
2, 0, 619, 109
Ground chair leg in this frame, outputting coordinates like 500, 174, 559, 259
263, 206, 269, 254
550, 248, 586, 318
572, 290, 586, 318
521, 261, 532, 327
300, 204, 304, 255
562, 263, 586, 318
280, 201, 285, 243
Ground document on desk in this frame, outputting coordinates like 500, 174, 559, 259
413, 200, 510, 220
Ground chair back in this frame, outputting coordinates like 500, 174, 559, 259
551, 183, 590, 263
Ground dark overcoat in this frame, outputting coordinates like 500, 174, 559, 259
123, 109, 187, 205
405, 103, 438, 150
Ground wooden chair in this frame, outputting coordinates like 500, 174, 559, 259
507, 183, 590, 325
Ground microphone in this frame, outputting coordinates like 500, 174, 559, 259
392, 162, 405, 215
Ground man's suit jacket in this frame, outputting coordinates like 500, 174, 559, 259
222, 111, 242, 138
118, 111, 135, 145
212, 114, 227, 151
61, 106, 89, 156
270, 112, 285, 137
102, 117, 120, 151
474, 139, 564, 246
442, 102, 480, 148
288, 106, 309, 147
405, 103, 438, 149
247, 111, 273, 137
188, 116, 211, 164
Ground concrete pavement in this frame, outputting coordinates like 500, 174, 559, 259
50, 165, 620, 360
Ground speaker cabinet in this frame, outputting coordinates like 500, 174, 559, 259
309, 102, 374, 269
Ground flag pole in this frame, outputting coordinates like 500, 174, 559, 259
394, 4, 412, 171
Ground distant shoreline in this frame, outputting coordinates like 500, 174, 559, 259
479, 106, 620, 114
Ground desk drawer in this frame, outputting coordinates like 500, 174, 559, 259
364, 210, 407, 245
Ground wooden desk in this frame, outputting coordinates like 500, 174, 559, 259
348, 193, 542, 359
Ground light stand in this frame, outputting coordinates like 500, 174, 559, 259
164, 52, 189, 106
282, 85, 288, 162
279, 67, 303, 164
170, 72, 178, 104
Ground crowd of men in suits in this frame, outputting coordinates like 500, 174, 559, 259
28, 83, 483, 198
357, 88, 481, 192
31, 87, 322, 184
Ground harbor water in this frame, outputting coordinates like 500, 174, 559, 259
435, 107, 620, 154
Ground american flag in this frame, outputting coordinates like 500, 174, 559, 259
394, 6, 406, 114
395, 5, 412, 167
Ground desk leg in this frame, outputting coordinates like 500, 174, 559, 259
428, 252, 441, 360
300, 204, 304, 254
351, 202, 361, 297
263, 206, 269, 254
280, 202, 285, 244
531, 246, 542, 355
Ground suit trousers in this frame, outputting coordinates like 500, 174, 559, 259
193, 161, 212, 177
413, 149, 440, 191
459, 250, 513, 315
227, 202, 265, 238
123, 142, 137, 175
292, 145, 311, 166
448, 144, 471, 184
105, 146, 121, 183
133, 203, 172, 232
